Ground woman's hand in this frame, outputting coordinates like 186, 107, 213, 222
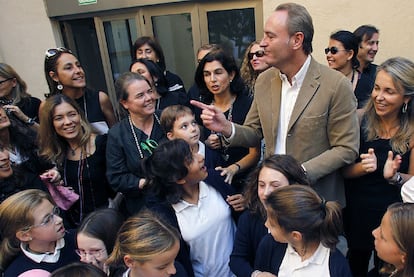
216, 164, 239, 184
226, 194, 246, 211
360, 148, 377, 173
205, 134, 221, 149
3, 104, 29, 123
40, 168, 62, 185
383, 150, 402, 180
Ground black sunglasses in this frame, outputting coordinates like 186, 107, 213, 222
324, 46, 348, 55
45, 47, 72, 59
248, 50, 265, 60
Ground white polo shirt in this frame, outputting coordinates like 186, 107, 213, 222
172, 181, 236, 277
278, 243, 330, 277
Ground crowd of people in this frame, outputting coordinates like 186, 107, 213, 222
0, 2, 414, 277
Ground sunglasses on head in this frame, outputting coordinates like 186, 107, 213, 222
45, 47, 72, 59
248, 50, 265, 60
324, 46, 348, 55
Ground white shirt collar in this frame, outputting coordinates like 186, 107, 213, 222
21, 237, 65, 263
279, 55, 312, 88
286, 242, 329, 266
172, 181, 209, 213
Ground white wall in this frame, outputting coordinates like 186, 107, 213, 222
262, 0, 414, 67
0, 0, 60, 99
1, 0, 414, 100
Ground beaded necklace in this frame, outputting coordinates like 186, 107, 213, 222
128, 113, 160, 159
64, 147, 95, 225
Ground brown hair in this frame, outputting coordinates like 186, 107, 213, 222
244, 154, 309, 219
160, 105, 194, 133
266, 185, 342, 250
38, 94, 92, 166
381, 203, 414, 276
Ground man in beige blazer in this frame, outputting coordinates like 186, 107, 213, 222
192, 3, 359, 206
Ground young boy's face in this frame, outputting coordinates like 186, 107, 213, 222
167, 114, 200, 147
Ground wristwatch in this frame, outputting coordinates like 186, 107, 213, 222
26, 117, 35, 126
388, 172, 404, 187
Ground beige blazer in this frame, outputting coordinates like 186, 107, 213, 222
230, 58, 360, 206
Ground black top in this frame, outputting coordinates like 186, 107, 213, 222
106, 111, 166, 215
229, 210, 267, 277
18, 96, 41, 122
63, 135, 114, 227
344, 119, 408, 249
195, 93, 254, 191
75, 88, 106, 123
354, 63, 377, 109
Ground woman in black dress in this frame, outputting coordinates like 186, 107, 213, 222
38, 94, 114, 227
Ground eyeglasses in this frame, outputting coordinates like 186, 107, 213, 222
0, 78, 13, 86
324, 46, 348, 55
25, 206, 60, 230
248, 50, 265, 60
75, 249, 106, 258
45, 47, 72, 59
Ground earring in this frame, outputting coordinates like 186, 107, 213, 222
402, 102, 408, 114
230, 79, 233, 83
57, 83, 63, 91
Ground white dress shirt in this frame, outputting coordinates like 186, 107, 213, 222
275, 55, 311, 154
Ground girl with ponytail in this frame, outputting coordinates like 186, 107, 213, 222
253, 185, 352, 277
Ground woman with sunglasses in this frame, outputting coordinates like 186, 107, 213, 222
325, 31, 360, 94
240, 41, 270, 96
130, 59, 188, 111
38, 94, 115, 228
194, 49, 260, 201
106, 72, 166, 216
0, 189, 78, 276
44, 47, 116, 134
0, 63, 41, 129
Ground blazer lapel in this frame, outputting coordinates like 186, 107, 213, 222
288, 58, 321, 131
271, 71, 282, 137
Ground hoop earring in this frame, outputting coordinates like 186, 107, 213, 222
402, 102, 408, 114
57, 83, 63, 91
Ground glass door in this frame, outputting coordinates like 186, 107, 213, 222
142, 4, 199, 90
94, 13, 141, 111
199, 1, 263, 66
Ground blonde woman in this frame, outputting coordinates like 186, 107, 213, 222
106, 211, 188, 277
